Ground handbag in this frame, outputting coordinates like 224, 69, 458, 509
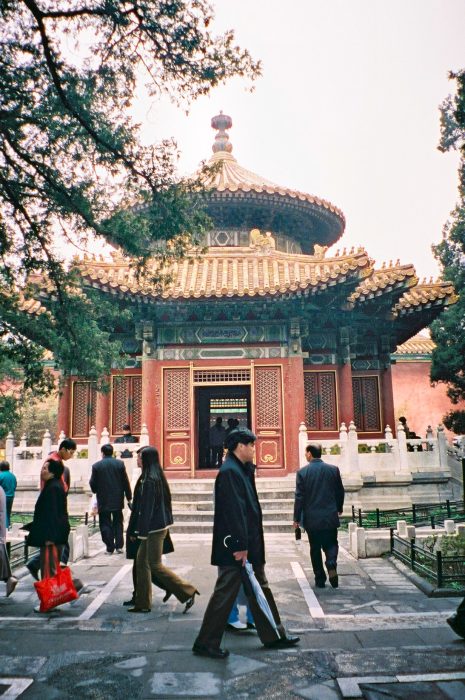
126, 529, 174, 559
34, 545, 79, 612
163, 529, 174, 555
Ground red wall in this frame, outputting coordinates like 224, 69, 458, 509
392, 360, 465, 438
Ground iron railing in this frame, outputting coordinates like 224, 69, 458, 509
390, 530, 465, 589
352, 500, 465, 529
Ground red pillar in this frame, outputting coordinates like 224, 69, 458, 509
284, 355, 305, 472
338, 362, 354, 428
141, 358, 159, 445
381, 363, 396, 435
57, 376, 71, 436
95, 381, 111, 438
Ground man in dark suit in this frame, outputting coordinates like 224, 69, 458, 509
293, 443, 345, 589
90, 444, 132, 554
192, 428, 299, 659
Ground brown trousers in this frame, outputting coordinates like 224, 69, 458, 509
195, 564, 285, 648
135, 530, 196, 610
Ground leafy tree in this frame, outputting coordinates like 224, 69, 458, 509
431, 69, 465, 434
0, 0, 260, 438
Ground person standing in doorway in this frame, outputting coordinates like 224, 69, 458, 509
115, 423, 138, 458
90, 444, 132, 554
0, 461, 17, 529
293, 443, 345, 589
209, 417, 226, 468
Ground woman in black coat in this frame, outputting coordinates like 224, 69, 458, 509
27, 459, 70, 579
127, 446, 198, 613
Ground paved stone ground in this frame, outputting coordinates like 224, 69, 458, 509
0, 531, 464, 699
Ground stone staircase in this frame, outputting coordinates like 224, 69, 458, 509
170, 476, 296, 534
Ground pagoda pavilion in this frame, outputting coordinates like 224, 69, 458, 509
57, 113, 456, 478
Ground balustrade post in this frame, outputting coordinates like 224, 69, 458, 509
437, 424, 448, 470
5, 432, 14, 469
100, 427, 110, 447
140, 423, 150, 447
41, 429, 52, 461
397, 422, 409, 473
339, 422, 349, 474
88, 426, 99, 465
298, 422, 308, 468
58, 430, 66, 445
347, 421, 360, 476
19, 433, 27, 449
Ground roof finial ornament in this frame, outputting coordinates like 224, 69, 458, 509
211, 112, 233, 154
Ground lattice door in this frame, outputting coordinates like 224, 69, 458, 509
352, 376, 381, 432
112, 375, 142, 435
254, 366, 283, 468
163, 368, 191, 471
71, 381, 96, 438
304, 372, 337, 431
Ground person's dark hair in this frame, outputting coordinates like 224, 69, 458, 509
0, 460, 10, 471
139, 446, 171, 511
306, 443, 322, 459
47, 458, 65, 480
225, 428, 256, 452
123, 424, 131, 431
59, 438, 77, 451
215, 417, 222, 424
399, 416, 407, 424
101, 444, 113, 457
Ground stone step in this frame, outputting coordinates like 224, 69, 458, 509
171, 489, 294, 501
170, 520, 293, 534
172, 498, 295, 512
173, 510, 293, 523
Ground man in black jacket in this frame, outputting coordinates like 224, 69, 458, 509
293, 443, 345, 589
90, 444, 132, 554
193, 428, 299, 659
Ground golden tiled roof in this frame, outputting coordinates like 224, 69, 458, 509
80, 248, 371, 300
394, 280, 457, 315
348, 261, 417, 304
203, 151, 345, 224
394, 334, 435, 355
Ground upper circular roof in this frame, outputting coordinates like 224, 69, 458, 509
198, 113, 346, 254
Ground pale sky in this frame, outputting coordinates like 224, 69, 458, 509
129, 0, 465, 281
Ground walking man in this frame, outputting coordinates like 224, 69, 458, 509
293, 443, 344, 589
193, 428, 299, 659
90, 444, 132, 554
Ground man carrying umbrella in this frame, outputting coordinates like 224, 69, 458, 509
193, 428, 299, 659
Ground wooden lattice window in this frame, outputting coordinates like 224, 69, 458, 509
352, 376, 381, 432
165, 368, 190, 430
255, 367, 281, 429
304, 371, 337, 431
112, 375, 142, 435
72, 381, 97, 438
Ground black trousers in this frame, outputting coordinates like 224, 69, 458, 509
456, 597, 465, 621
195, 564, 285, 648
210, 446, 224, 468
99, 510, 124, 552
307, 528, 339, 585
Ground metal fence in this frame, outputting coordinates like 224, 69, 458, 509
352, 500, 465, 529
7, 513, 98, 571
390, 530, 465, 589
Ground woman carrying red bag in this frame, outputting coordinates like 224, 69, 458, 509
27, 459, 71, 609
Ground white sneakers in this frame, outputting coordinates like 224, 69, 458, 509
227, 620, 247, 630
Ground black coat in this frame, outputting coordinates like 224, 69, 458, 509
27, 478, 70, 547
127, 473, 173, 538
294, 458, 345, 531
89, 457, 132, 512
211, 453, 265, 567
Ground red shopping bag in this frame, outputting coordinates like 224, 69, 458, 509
34, 545, 79, 612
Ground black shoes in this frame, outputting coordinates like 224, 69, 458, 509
128, 607, 151, 613
183, 591, 199, 614
327, 567, 339, 589
192, 642, 230, 659
123, 597, 135, 606
447, 614, 465, 640
264, 634, 300, 649
315, 581, 326, 588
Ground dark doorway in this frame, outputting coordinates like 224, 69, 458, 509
195, 385, 251, 469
